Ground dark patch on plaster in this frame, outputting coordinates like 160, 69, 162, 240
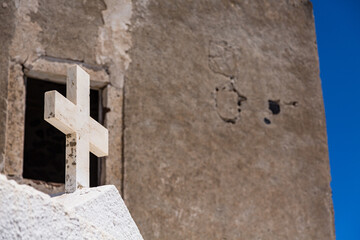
264, 118, 271, 125
285, 101, 298, 107
268, 100, 280, 115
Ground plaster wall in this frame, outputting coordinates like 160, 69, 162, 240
123, 0, 335, 239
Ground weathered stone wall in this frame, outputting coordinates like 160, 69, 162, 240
124, 0, 335, 239
29, 0, 106, 64
0, 0, 16, 173
0, 0, 131, 191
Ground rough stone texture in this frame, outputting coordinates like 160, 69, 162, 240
124, 0, 335, 239
8, 0, 43, 64
9, 176, 65, 195
55, 185, 143, 240
0, 174, 143, 239
0, 0, 16, 173
98, 0, 132, 189
0, 174, 113, 239
96, 0, 132, 89
24, 57, 110, 89
29, 0, 106, 64
103, 84, 124, 190
4, 64, 25, 176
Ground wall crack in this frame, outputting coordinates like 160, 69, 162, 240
214, 81, 247, 124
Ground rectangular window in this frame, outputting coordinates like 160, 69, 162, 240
23, 78, 101, 187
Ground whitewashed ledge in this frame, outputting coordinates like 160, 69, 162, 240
0, 174, 143, 240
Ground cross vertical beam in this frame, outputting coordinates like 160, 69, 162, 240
44, 65, 108, 193
65, 66, 90, 192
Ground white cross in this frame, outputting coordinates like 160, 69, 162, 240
44, 65, 108, 193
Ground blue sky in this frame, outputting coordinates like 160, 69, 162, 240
312, 0, 360, 238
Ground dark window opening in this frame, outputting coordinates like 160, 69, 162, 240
23, 78, 101, 187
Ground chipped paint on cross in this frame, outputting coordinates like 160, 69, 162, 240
44, 65, 108, 193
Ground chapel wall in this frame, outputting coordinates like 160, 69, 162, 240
123, 0, 335, 239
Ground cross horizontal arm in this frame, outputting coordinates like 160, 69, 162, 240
45, 90, 108, 157
44, 90, 78, 134
89, 117, 108, 157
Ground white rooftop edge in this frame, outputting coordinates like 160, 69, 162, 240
0, 174, 143, 240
